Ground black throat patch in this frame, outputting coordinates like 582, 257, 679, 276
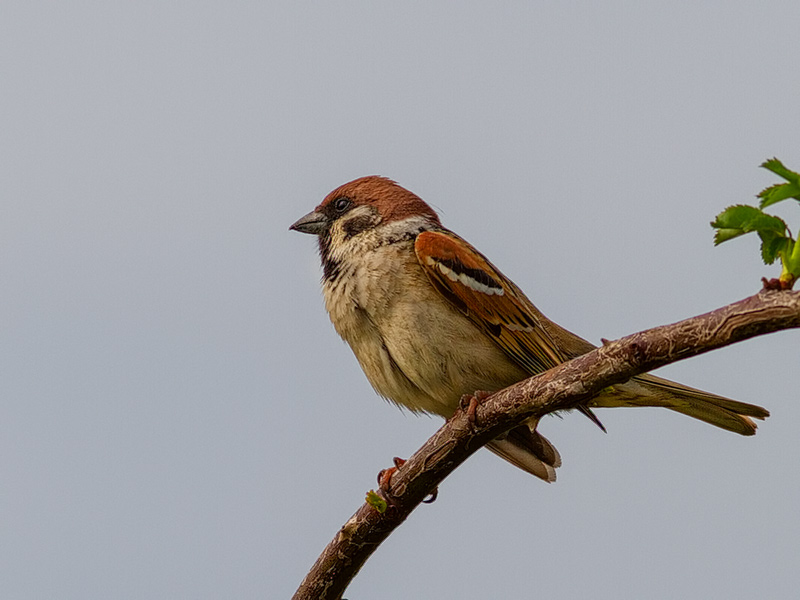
317, 233, 341, 283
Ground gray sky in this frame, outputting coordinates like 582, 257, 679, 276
2, 2, 798, 598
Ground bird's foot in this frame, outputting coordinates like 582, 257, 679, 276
458, 390, 493, 431
377, 457, 438, 504
377, 456, 406, 495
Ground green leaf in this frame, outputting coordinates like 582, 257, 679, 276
758, 229, 792, 264
365, 490, 387, 513
711, 205, 761, 243
758, 181, 800, 209
710, 205, 787, 245
713, 228, 745, 244
712, 158, 800, 289
758, 158, 800, 208
761, 157, 800, 185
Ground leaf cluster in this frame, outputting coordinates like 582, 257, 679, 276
711, 158, 800, 289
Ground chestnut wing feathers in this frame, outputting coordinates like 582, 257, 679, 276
414, 230, 564, 376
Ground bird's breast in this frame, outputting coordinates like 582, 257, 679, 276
323, 243, 527, 416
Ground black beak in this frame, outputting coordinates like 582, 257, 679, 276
290, 210, 329, 235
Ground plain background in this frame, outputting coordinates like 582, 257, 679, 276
2, 2, 798, 599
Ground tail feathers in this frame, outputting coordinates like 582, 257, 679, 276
590, 373, 769, 436
485, 375, 769, 481
578, 404, 607, 433
487, 421, 561, 483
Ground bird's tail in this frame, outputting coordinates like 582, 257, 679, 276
589, 373, 770, 435
486, 418, 561, 483
486, 376, 767, 482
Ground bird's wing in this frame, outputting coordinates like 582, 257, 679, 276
415, 230, 768, 439
414, 229, 566, 375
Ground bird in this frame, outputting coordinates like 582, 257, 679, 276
290, 176, 769, 482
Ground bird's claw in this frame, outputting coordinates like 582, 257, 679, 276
458, 390, 492, 431
422, 488, 439, 504
377, 457, 439, 504
377, 456, 407, 494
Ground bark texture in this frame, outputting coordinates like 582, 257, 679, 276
293, 290, 800, 600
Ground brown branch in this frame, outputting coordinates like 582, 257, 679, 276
293, 290, 800, 600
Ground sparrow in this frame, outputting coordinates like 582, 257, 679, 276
290, 176, 769, 482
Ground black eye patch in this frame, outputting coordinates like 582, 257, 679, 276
341, 214, 376, 239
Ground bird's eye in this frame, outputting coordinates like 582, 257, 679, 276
333, 197, 351, 213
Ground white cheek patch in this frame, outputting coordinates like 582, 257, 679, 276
428, 257, 505, 296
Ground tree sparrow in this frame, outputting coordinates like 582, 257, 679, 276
290, 176, 769, 482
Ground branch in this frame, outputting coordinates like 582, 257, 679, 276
293, 290, 800, 600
